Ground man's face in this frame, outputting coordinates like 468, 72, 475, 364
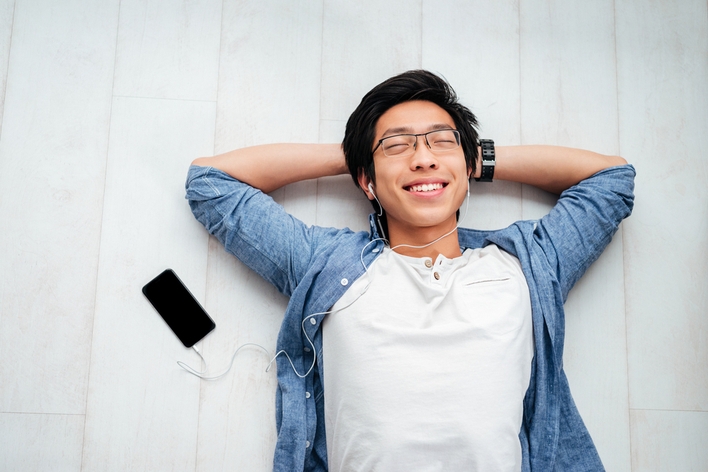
358, 100, 470, 241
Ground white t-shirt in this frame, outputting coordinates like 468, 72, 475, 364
322, 245, 533, 472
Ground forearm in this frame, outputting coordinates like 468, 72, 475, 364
192, 143, 348, 193
482, 145, 627, 194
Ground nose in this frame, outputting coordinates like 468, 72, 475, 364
409, 137, 439, 170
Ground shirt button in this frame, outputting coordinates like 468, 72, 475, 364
433, 272, 440, 280
340, 278, 348, 286
310, 318, 317, 325
424, 259, 432, 268
303, 347, 311, 352
305, 391, 311, 399
305, 441, 311, 448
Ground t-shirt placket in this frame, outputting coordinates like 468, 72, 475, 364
426, 256, 446, 285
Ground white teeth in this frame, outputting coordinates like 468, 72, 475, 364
409, 183, 444, 192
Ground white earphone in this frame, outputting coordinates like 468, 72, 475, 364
368, 183, 383, 217
179, 179, 473, 381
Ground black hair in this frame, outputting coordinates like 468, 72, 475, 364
342, 70, 480, 193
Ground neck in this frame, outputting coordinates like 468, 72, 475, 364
387, 220, 462, 259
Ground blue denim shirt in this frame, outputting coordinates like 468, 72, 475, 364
186, 164, 635, 472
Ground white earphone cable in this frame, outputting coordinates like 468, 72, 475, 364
178, 180, 471, 381
389, 179, 471, 252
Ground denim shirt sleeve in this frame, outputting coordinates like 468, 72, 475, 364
184, 165, 339, 297
533, 164, 636, 301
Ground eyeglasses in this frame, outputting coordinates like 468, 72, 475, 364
372, 129, 461, 157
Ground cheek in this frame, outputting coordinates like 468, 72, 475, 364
371, 163, 401, 193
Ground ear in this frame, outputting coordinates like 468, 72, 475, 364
358, 171, 375, 201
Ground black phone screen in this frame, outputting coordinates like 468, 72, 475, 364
142, 269, 215, 348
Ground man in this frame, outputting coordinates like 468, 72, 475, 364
186, 70, 634, 471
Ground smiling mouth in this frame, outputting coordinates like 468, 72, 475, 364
406, 182, 446, 193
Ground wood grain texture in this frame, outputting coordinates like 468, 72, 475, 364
0, 413, 84, 471
630, 410, 708, 471
518, 0, 631, 469
321, 0, 423, 122
197, 1, 324, 469
112, 0, 222, 101
0, 0, 14, 138
82, 97, 215, 470
0, 0, 119, 414
0, 1, 706, 470
617, 0, 708, 412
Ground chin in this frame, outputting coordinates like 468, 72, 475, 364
406, 212, 459, 230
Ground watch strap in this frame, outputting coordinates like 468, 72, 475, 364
475, 139, 495, 182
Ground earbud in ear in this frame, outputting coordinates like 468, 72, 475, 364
367, 182, 384, 217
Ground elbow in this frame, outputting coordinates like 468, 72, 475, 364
610, 155, 628, 167
191, 157, 209, 167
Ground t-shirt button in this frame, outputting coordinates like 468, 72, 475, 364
305, 440, 311, 448
424, 259, 433, 268
305, 391, 311, 399
310, 318, 317, 325
340, 278, 349, 286
433, 272, 440, 280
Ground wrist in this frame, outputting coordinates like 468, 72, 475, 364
325, 143, 348, 176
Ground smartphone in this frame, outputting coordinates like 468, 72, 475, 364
142, 269, 215, 348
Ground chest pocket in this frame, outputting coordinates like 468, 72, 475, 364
457, 276, 529, 336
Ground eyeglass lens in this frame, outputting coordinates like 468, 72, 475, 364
381, 129, 459, 157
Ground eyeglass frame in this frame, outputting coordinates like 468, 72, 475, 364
371, 129, 461, 157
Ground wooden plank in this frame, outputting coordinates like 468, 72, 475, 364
197, 1, 324, 470
0, 0, 15, 137
82, 96, 215, 470
0, 0, 119, 414
112, 0, 222, 101
617, 0, 708, 411
0, 413, 84, 471
631, 410, 708, 471
518, 0, 631, 469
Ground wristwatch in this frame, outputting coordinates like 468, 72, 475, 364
475, 139, 495, 182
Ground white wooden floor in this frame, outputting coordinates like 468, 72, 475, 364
0, 1, 706, 470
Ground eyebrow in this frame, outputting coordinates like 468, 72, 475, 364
380, 123, 454, 138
